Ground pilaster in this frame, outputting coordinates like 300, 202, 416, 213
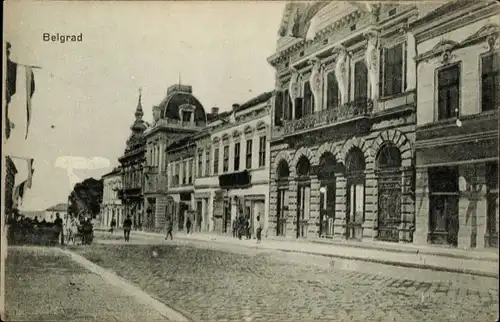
362, 169, 377, 240
414, 168, 429, 245
309, 176, 321, 237
334, 174, 347, 238
399, 166, 415, 243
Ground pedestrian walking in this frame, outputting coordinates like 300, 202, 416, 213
110, 216, 116, 234
245, 215, 251, 240
186, 217, 192, 235
123, 215, 132, 242
54, 213, 65, 245
165, 216, 173, 240
256, 216, 263, 244
232, 219, 238, 238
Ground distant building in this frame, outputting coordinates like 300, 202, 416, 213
100, 167, 124, 228
45, 203, 68, 223
118, 90, 148, 229
144, 84, 209, 230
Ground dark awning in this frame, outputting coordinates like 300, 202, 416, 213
219, 170, 251, 189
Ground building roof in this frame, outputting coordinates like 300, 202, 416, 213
236, 91, 274, 112
46, 203, 67, 212
102, 167, 122, 179
158, 84, 206, 123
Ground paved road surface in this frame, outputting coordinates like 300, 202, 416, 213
5, 246, 169, 321
68, 233, 499, 322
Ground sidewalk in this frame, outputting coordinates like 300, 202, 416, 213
134, 230, 499, 278
4, 246, 175, 321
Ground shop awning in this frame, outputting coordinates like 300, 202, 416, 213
219, 170, 251, 189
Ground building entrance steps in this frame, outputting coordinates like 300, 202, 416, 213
133, 230, 499, 278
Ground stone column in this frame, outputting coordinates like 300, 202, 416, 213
334, 174, 347, 238
413, 168, 429, 245
399, 166, 416, 243
287, 179, 298, 237
269, 182, 278, 237
363, 169, 377, 239
309, 176, 321, 237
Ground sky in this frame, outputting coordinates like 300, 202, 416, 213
4, 0, 285, 211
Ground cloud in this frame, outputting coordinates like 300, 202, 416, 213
55, 156, 110, 189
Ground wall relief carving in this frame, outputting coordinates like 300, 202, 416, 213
364, 31, 379, 100
309, 58, 323, 110
334, 46, 349, 105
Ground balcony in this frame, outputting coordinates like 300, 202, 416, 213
144, 172, 168, 194
146, 118, 205, 135
274, 99, 373, 138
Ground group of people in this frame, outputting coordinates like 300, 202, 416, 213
232, 212, 263, 243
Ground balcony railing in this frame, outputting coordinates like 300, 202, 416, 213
144, 172, 168, 194
274, 99, 372, 138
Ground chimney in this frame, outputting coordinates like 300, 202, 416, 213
211, 107, 219, 116
232, 104, 240, 111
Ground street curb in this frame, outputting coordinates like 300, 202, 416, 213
273, 249, 499, 279
56, 247, 192, 322
130, 231, 499, 279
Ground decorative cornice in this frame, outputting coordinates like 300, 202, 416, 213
415, 23, 500, 63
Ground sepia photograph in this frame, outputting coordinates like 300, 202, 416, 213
2, 1, 499, 321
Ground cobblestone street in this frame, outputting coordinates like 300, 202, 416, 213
69, 234, 499, 322
5, 246, 169, 321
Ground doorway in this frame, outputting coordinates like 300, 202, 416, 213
196, 200, 203, 232
345, 148, 365, 240
296, 156, 311, 238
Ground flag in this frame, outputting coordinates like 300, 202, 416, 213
12, 180, 27, 207
6, 53, 17, 139
26, 158, 35, 189
25, 66, 36, 139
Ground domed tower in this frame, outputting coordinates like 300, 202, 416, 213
144, 83, 207, 230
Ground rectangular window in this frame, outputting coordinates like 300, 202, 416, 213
234, 142, 240, 171
382, 43, 404, 97
213, 148, 219, 175
354, 60, 368, 104
198, 151, 203, 177
183, 161, 188, 185
437, 65, 460, 120
246, 139, 253, 169
274, 91, 283, 126
175, 163, 180, 186
481, 53, 500, 111
258, 136, 266, 168
326, 71, 339, 109
187, 159, 192, 184
284, 90, 292, 120
205, 149, 210, 176
223, 145, 229, 173
303, 81, 314, 116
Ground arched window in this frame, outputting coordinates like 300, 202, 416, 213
377, 143, 402, 169
296, 156, 311, 177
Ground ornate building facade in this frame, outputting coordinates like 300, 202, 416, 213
118, 90, 148, 229
194, 93, 273, 235
411, 1, 499, 248
268, 2, 422, 242
100, 167, 123, 228
144, 84, 208, 230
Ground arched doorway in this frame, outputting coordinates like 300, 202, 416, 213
296, 156, 311, 238
318, 152, 339, 238
345, 147, 366, 240
276, 160, 290, 237
376, 143, 402, 242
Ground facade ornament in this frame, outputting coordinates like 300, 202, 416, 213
309, 57, 323, 110
486, 35, 500, 52
333, 46, 349, 105
364, 31, 379, 100
152, 106, 161, 125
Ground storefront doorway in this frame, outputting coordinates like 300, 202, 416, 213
345, 148, 365, 240
296, 156, 311, 238
318, 152, 338, 238
276, 160, 290, 237
376, 144, 402, 242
